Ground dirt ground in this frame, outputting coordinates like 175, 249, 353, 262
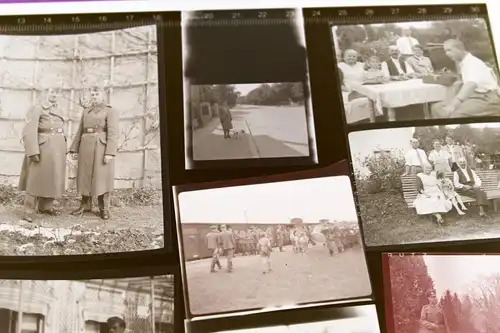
184, 244, 372, 316
359, 191, 500, 247
0, 204, 164, 255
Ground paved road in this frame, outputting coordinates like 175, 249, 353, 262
184, 244, 371, 316
192, 105, 311, 161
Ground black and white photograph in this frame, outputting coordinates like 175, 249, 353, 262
0, 25, 165, 256
332, 18, 500, 124
349, 123, 500, 247
188, 83, 311, 161
176, 176, 372, 317
0, 275, 174, 333
200, 305, 379, 333
385, 253, 500, 333
181, 9, 316, 169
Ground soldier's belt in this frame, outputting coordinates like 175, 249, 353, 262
83, 127, 107, 134
38, 128, 64, 134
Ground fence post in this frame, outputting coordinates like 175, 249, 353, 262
31, 36, 40, 106
150, 277, 156, 333
16, 280, 24, 333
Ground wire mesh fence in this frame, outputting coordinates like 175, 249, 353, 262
0, 275, 174, 333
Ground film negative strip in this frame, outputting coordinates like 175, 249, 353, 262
303, 4, 486, 25
0, 12, 177, 262
182, 8, 299, 27
181, 8, 318, 170
0, 12, 169, 32
302, 3, 500, 253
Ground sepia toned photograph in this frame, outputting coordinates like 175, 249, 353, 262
332, 18, 500, 124
0, 275, 174, 333
0, 26, 165, 256
349, 123, 500, 246
385, 253, 500, 333
349, 123, 500, 247
182, 9, 316, 169
199, 305, 379, 333
177, 176, 372, 317
188, 83, 311, 161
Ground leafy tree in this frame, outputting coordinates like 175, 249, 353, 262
389, 255, 436, 333
239, 82, 305, 106
335, 19, 497, 73
440, 289, 460, 330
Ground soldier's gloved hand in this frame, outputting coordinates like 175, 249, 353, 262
29, 155, 40, 163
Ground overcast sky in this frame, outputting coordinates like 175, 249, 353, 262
233, 83, 263, 96
424, 254, 500, 298
178, 176, 358, 224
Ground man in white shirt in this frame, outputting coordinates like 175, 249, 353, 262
381, 45, 415, 80
396, 28, 420, 58
431, 39, 500, 118
453, 157, 488, 217
402, 138, 430, 176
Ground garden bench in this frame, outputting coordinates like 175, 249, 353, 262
401, 170, 500, 212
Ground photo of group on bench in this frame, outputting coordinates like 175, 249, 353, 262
348, 123, 500, 247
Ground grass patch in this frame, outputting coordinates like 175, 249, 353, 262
359, 190, 500, 246
0, 184, 163, 208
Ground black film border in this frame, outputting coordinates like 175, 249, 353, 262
303, 4, 487, 25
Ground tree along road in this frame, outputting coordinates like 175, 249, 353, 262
192, 105, 311, 161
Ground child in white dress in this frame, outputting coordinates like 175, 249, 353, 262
436, 171, 467, 215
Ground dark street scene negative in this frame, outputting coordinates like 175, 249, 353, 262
0, 26, 164, 255
0, 275, 174, 333
387, 253, 500, 333
189, 83, 312, 161
178, 176, 371, 316
349, 123, 500, 247
202, 305, 379, 333
333, 18, 500, 124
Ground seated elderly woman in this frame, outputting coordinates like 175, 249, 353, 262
413, 164, 452, 225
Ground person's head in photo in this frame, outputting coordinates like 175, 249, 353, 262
445, 135, 454, 146
458, 157, 468, 169
367, 56, 381, 70
443, 39, 467, 62
389, 45, 400, 59
423, 164, 433, 175
412, 44, 425, 58
410, 137, 419, 149
343, 49, 358, 65
432, 139, 443, 151
45, 88, 60, 105
107, 316, 126, 333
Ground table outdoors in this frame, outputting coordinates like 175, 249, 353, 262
352, 79, 449, 122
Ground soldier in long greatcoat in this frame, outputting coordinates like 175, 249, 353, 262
69, 86, 119, 220
18, 88, 67, 222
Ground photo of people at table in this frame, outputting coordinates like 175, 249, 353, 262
332, 19, 500, 124
348, 123, 500, 248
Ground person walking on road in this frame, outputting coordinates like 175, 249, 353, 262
219, 101, 233, 139
69, 85, 119, 220
19, 88, 67, 222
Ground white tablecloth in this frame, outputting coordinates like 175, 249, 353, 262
353, 79, 448, 113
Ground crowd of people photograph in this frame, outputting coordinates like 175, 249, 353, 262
349, 123, 500, 247
333, 19, 500, 123
177, 176, 372, 316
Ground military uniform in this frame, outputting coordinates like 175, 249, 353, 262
70, 102, 119, 219
18, 101, 67, 221
218, 227, 235, 272
206, 226, 222, 272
